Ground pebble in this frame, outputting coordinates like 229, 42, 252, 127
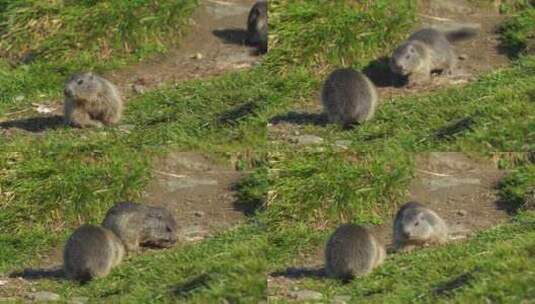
27, 291, 60, 302
288, 289, 323, 301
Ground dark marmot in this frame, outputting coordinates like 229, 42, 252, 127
389, 27, 478, 87
321, 68, 378, 127
63, 224, 125, 282
247, 1, 268, 53
101, 201, 178, 252
63, 72, 123, 128
325, 224, 385, 281
393, 201, 449, 252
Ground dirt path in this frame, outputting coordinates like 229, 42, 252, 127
142, 151, 247, 243
267, 152, 510, 302
107, 0, 262, 96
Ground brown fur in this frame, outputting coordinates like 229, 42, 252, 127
63, 72, 123, 128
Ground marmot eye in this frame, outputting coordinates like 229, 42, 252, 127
77, 79, 84, 85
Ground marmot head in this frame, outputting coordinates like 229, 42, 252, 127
64, 72, 102, 102
141, 206, 178, 248
398, 208, 433, 241
389, 42, 422, 76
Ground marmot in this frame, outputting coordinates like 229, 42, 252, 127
247, 1, 268, 53
389, 27, 478, 87
393, 201, 449, 252
63, 224, 125, 282
325, 224, 385, 281
321, 68, 378, 127
101, 201, 178, 252
63, 72, 123, 128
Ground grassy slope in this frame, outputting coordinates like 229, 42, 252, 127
0, 0, 534, 303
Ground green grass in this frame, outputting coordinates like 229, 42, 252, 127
0, 0, 198, 112
499, 6, 535, 57
1, 0, 534, 302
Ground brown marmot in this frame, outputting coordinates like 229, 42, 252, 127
321, 68, 378, 128
393, 201, 449, 252
63, 72, 123, 128
101, 201, 178, 252
63, 224, 125, 282
325, 224, 385, 281
389, 27, 478, 87
247, 1, 268, 53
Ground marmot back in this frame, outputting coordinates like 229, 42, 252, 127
63, 72, 123, 128
393, 201, 448, 252
101, 201, 178, 252
247, 1, 268, 53
389, 27, 478, 87
63, 224, 125, 282
321, 68, 378, 127
325, 224, 385, 281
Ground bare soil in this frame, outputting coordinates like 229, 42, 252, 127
106, 0, 263, 96
142, 151, 247, 243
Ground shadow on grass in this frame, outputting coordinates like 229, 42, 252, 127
270, 266, 326, 280
9, 265, 65, 281
172, 273, 213, 299
269, 111, 328, 127
0, 115, 64, 133
213, 29, 248, 46
362, 57, 407, 88
432, 270, 478, 296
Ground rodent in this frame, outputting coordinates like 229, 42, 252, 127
393, 201, 449, 252
325, 224, 386, 281
101, 201, 178, 252
63, 224, 125, 282
321, 68, 378, 128
389, 27, 478, 87
63, 72, 123, 128
247, 1, 268, 53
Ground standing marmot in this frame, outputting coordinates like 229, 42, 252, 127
247, 1, 268, 53
389, 27, 478, 87
63, 72, 123, 128
101, 201, 178, 252
63, 224, 125, 282
393, 201, 449, 252
321, 68, 378, 128
325, 224, 385, 281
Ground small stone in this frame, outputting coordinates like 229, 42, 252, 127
291, 135, 324, 146
457, 209, 468, 216
191, 53, 203, 60
332, 295, 351, 304
14, 95, 25, 102
27, 291, 61, 302
458, 54, 469, 60
69, 297, 89, 304
132, 84, 146, 94
288, 290, 323, 301
334, 140, 352, 150
293, 130, 300, 136
194, 211, 205, 217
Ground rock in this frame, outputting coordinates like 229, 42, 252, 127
132, 84, 147, 94
458, 54, 469, 61
290, 135, 324, 146
69, 297, 89, 304
288, 290, 323, 301
194, 211, 205, 217
27, 291, 61, 302
457, 209, 468, 216
14, 95, 25, 102
332, 295, 352, 304
334, 140, 352, 150
191, 53, 203, 60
